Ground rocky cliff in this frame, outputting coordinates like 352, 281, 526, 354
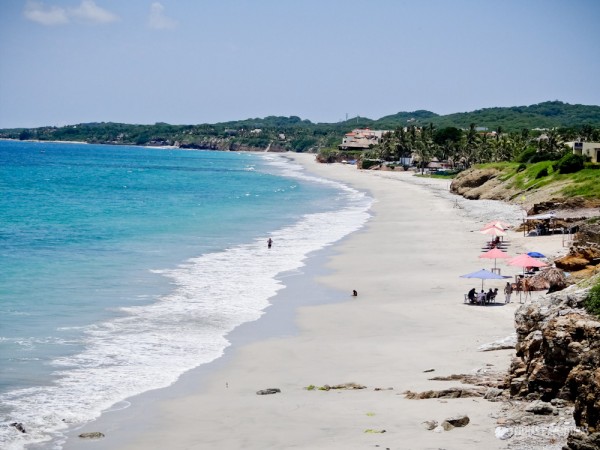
178, 139, 287, 152
508, 281, 600, 449
448, 166, 600, 447
450, 167, 600, 213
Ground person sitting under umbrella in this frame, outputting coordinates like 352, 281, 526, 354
477, 290, 486, 305
468, 288, 476, 303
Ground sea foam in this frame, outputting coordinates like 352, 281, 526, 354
0, 155, 371, 449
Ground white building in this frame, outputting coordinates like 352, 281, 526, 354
339, 128, 389, 150
567, 141, 600, 163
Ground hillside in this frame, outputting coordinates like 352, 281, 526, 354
449, 162, 600, 214
1, 101, 599, 150
425, 101, 600, 131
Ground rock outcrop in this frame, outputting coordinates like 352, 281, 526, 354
449, 167, 600, 214
449, 168, 513, 200
507, 282, 600, 448
555, 223, 600, 280
178, 139, 288, 152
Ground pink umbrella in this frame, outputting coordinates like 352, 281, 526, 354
483, 220, 511, 230
508, 254, 548, 268
479, 248, 511, 270
508, 254, 548, 274
481, 225, 507, 248
480, 225, 506, 236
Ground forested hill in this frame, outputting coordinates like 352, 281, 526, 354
424, 101, 600, 130
2, 101, 599, 152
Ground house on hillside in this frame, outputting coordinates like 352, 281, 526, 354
339, 128, 389, 150
567, 141, 600, 163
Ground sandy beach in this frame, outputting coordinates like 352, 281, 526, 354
66, 153, 568, 450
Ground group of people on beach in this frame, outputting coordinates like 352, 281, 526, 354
467, 282, 513, 305
468, 287, 497, 305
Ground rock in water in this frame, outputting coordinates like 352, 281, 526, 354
79, 432, 105, 439
10, 422, 26, 433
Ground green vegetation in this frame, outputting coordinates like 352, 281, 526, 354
467, 158, 600, 201
554, 153, 586, 174
584, 281, 600, 317
2, 101, 600, 199
561, 168, 600, 198
2, 101, 600, 153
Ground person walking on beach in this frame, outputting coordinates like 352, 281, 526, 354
504, 282, 513, 303
267, 238, 272, 249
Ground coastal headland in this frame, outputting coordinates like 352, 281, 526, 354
67, 152, 572, 449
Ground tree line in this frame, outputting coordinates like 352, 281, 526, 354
2, 101, 600, 154
349, 123, 600, 171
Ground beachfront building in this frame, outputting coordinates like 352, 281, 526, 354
339, 128, 389, 150
567, 141, 600, 163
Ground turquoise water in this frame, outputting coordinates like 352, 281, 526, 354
0, 141, 371, 449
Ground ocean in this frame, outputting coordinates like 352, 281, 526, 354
0, 140, 371, 449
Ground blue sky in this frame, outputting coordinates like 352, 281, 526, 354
1, 0, 599, 128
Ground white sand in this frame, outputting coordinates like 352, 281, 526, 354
68, 153, 568, 449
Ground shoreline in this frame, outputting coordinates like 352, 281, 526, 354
65, 153, 566, 449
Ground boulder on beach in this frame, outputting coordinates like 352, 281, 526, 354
79, 432, 105, 439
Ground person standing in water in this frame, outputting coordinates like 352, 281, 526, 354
267, 238, 273, 249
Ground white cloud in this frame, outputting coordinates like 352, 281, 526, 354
24, 0, 118, 26
148, 2, 178, 30
69, 0, 119, 24
24, 1, 69, 26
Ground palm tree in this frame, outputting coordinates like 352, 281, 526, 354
495, 135, 515, 161
478, 133, 493, 162
543, 129, 567, 158
459, 123, 480, 168
580, 124, 594, 142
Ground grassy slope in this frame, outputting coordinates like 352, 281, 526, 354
475, 161, 600, 204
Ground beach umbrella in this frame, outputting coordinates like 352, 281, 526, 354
479, 248, 511, 270
534, 267, 567, 291
480, 225, 507, 248
527, 251, 546, 258
480, 225, 506, 237
508, 254, 548, 276
460, 268, 510, 290
508, 254, 548, 268
526, 268, 567, 292
483, 220, 510, 230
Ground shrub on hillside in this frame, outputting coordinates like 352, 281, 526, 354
536, 167, 549, 179
529, 151, 556, 163
517, 148, 537, 163
584, 282, 600, 317
554, 153, 586, 174
360, 159, 381, 170
517, 148, 555, 164
516, 163, 527, 172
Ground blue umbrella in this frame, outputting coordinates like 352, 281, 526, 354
460, 268, 510, 290
527, 251, 545, 258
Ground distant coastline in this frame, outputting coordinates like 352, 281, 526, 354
2, 101, 599, 154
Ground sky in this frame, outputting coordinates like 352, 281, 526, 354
1, 0, 599, 128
